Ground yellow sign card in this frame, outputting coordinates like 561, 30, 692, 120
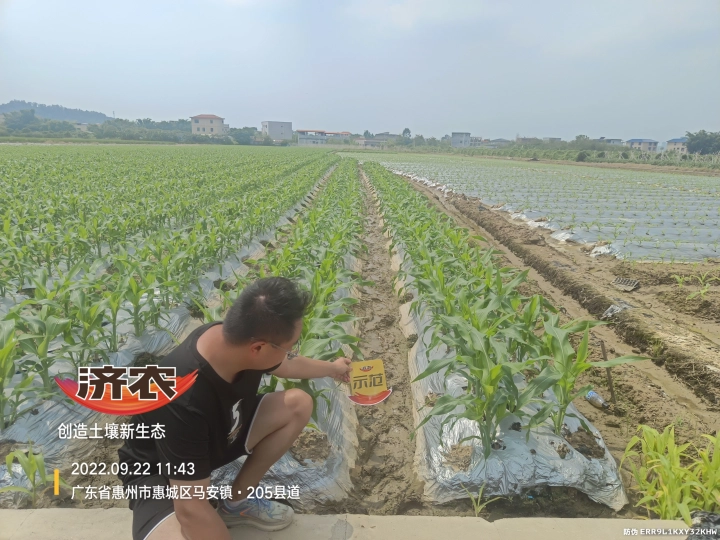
350, 359, 388, 397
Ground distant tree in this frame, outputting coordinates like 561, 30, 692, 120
229, 127, 257, 145
413, 135, 426, 146
574, 134, 590, 142
363, 130, 373, 138
261, 135, 274, 146
402, 127, 411, 138
686, 130, 720, 155
3, 109, 41, 130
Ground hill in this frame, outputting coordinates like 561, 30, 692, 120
0, 100, 109, 124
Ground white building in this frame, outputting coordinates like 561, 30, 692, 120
296, 129, 327, 145
451, 132, 471, 148
470, 136, 485, 147
262, 121, 292, 141
190, 114, 229, 136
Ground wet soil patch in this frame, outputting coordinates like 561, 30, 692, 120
566, 429, 605, 459
315, 170, 423, 516
290, 430, 330, 463
656, 288, 720, 322
133, 352, 164, 367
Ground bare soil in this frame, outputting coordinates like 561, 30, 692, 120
565, 429, 605, 459
290, 430, 330, 464
315, 172, 425, 515
444, 444, 472, 472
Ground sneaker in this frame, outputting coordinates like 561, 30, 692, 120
217, 496, 294, 531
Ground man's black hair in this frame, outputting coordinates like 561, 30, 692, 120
223, 277, 313, 345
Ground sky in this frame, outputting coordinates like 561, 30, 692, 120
0, 0, 718, 142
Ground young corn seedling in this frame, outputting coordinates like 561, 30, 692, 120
621, 425, 705, 524
63, 289, 108, 368
0, 442, 70, 507
9, 304, 72, 393
530, 319, 646, 436
0, 321, 37, 430
461, 483, 503, 517
693, 432, 720, 512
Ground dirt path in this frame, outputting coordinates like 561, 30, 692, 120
403, 178, 719, 466
317, 171, 424, 515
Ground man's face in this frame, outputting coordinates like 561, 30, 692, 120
251, 319, 302, 370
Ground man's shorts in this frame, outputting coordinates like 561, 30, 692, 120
123, 394, 266, 540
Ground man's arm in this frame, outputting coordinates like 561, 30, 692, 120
171, 477, 231, 540
270, 356, 351, 382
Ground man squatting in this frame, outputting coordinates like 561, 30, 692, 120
117, 277, 353, 539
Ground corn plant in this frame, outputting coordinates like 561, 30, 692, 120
260, 374, 330, 423
365, 161, 648, 463
528, 321, 645, 436
5, 305, 71, 392
622, 425, 718, 524
243, 158, 365, 413
0, 321, 37, 430
0, 442, 70, 507
63, 289, 108, 368
462, 483, 503, 517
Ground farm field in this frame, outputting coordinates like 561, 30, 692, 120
0, 146, 718, 527
341, 153, 720, 262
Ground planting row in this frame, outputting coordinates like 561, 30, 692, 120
0, 148, 338, 431
363, 161, 642, 509
210, 157, 366, 509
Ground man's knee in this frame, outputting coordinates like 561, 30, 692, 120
285, 389, 312, 421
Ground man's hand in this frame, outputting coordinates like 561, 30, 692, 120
330, 357, 352, 383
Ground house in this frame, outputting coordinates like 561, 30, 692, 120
296, 129, 327, 145
594, 137, 623, 145
543, 137, 562, 143
625, 139, 658, 152
470, 136, 484, 147
491, 138, 512, 147
373, 132, 400, 142
451, 132, 471, 148
325, 131, 352, 142
355, 138, 385, 148
191, 114, 229, 135
261, 121, 292, 141
666, 137, 688, 154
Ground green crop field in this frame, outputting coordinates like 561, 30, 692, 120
0, 146, 717, 525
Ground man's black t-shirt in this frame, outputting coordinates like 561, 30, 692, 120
117, 322, 280, 483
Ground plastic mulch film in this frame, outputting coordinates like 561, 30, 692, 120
0, 176, 338, 505
393, 170, 720, 261
208, 254, 361, 511
376, 208, 628, 511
